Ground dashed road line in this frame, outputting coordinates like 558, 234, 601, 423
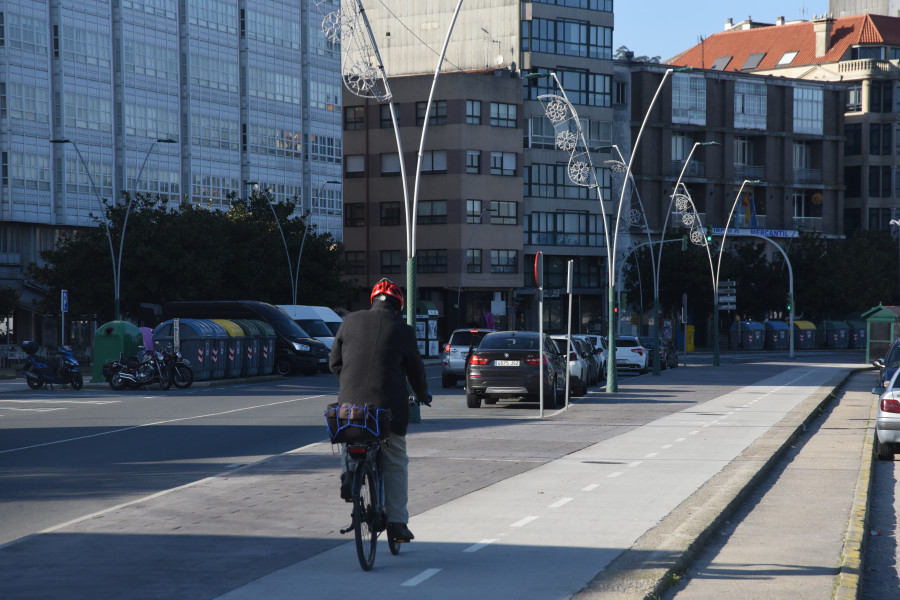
464, 539, 497, 553
402, 568, 441, 587
511, 516, 539, 527
549, 497, 573, 508
582, 483, 600, 491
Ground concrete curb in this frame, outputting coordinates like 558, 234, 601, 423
572, 367, 871, 600
833, 391, 877, 600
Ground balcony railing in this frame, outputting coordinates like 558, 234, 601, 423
671, 160, 705, 178
837, 58, 898, 76
793, 216, 824, 232
793, 168, 823, 184
734, 164, 765, 180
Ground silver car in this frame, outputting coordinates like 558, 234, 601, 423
442, 328, 493, 387
551, 334, 588, 396
873, 365, 900, 460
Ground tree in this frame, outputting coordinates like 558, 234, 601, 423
27, 191, 355, 323
0, 286, 20, 321
614, 45, 661, 63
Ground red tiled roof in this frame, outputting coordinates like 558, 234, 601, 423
668, 14, 900, 72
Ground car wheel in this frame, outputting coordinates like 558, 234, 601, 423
875, 434, 895, 461
542, 379, 559, 409
274, 357, 294, 377
442, 374, 455, 388
466, 390, 481, 408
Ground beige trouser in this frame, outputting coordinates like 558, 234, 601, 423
342, 434, 409, 524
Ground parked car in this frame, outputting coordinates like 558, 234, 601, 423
442, 328, 493, 387
872, 366, 900, 460
577, 334, 607, 379
639, 336, 679, 370
465, 331, 566, 409
615, 336, 649, 373
551, 334, 588, 396
872, 338, 900, 388
573, 336, 601, 386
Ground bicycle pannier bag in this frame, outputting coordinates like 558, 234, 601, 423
324, 403, 391, 443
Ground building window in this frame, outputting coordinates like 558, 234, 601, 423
845, 166, 861, 197
345, 251, 366, 275
524, 211, 606, 247
421, 150, 447, 174
672, 72, 706, 125
416, 100, 447, 126
734, 80, 766, 130
870, 80, 893, 113
466, 249, 482, 273
870, 165, 892, 198
491, 249, 517, 274
466, 100, 481, 124
870, 123, 892, 155
613, 81, 627, 105
490, 102, 517, 127
417, 200, 447, 224
490, 151, 517, 176
380, 201, 402, 226
380, 104, 393, 128
381, 153, 401, 176
847, 83, 862, 111
466, 150, 481, 174
490, 200, 517, 225
526, 68, 611, 107
344, 106, 365, 130
345, 154, 365, 178
466, 199, 483, 223
845, 124, 861, 156
345, 203, 365, 227
381, 250, 403, 274
418, 249, 448, 273
794, 86, 823, 135
529, 116, 556, 149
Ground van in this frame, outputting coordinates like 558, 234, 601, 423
277, 305, 344, 347
164, 301, 330, 376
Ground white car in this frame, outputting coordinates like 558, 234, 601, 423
873, 366, 900, 460
551, 335, 588, 396
577, 334, 607, 379
614, 336, 649, 374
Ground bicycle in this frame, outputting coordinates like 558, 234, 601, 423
326, 396, 430, 571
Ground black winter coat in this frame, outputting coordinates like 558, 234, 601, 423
329, 301, 429, 436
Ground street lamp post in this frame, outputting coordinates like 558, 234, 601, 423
50, 138, 120, 319
457, 207, 490, 328
118, 138, 178, 319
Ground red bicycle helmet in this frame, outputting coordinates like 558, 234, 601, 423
370, 278, 404, 308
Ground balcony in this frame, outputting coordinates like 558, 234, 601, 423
837, 59, 898, 77
793, 216, 824, 232
793, 168, 823, 184
671, 160, 705, 178
734, 164, 765, 180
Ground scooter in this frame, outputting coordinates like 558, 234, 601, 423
21, 341, 83, 390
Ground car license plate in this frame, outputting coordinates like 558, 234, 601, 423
495, 360, 519, 367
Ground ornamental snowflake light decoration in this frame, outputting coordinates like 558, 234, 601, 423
556, 130, 577, 152
674, 193, 690, 213
322, 10, 349, 44
690, 228, 707, 246
545, 98, 569, 124
568, 161, 592, 184
682, 212, 695, 227
603, 159, 627, 175
628, 207, 644, 227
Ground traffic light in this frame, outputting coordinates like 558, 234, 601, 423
786, 293, 793, 312
682, 234, 688, 251
705, 226, 712, 243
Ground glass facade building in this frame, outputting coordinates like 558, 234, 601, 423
1, 0, 342, 331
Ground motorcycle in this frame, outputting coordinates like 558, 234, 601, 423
103, 347, 171, 391
21, 341, 83, 390
160, 344, 194, 389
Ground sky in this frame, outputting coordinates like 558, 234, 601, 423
614, 1, 829, 62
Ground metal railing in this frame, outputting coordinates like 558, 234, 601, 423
734, 164, 765, 180
793, 168, 823, 184
671, 160, 705, 177
793, 216, 824, 232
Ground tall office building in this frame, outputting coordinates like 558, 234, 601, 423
340, 0, 615, 337
0, 0, 342, 341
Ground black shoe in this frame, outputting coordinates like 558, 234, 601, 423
340, 472, 352, 502
387, 522, 414, 542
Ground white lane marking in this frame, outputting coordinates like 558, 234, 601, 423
661, 445, 672, 450
645, 452, 658, 458
675, 438, 686, 443
0, 394, 329, 455
511, 516, 539, 527
628, 461, 642, 468
549, 497, 573, 508
0, 399, 120, 405
0, 407, 66, 412
607, 472, 623, 478
402, 568, 441, 587
464, 539, 498, 553
582, 483, 600, 492
690, 430, 699, 435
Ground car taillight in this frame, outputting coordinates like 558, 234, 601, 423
525, 355, 547, 366
444, 344, 451, 353
631, 348, 643, 356
469, 354, 489, 365
569, 351, 579, 360
882, 398, 900, 414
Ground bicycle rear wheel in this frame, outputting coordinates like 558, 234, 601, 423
353, 463, 378, 571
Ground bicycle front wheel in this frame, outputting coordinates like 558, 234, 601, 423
353, 463, 378, 571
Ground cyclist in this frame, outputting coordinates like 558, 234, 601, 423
329, 278, 431, 542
